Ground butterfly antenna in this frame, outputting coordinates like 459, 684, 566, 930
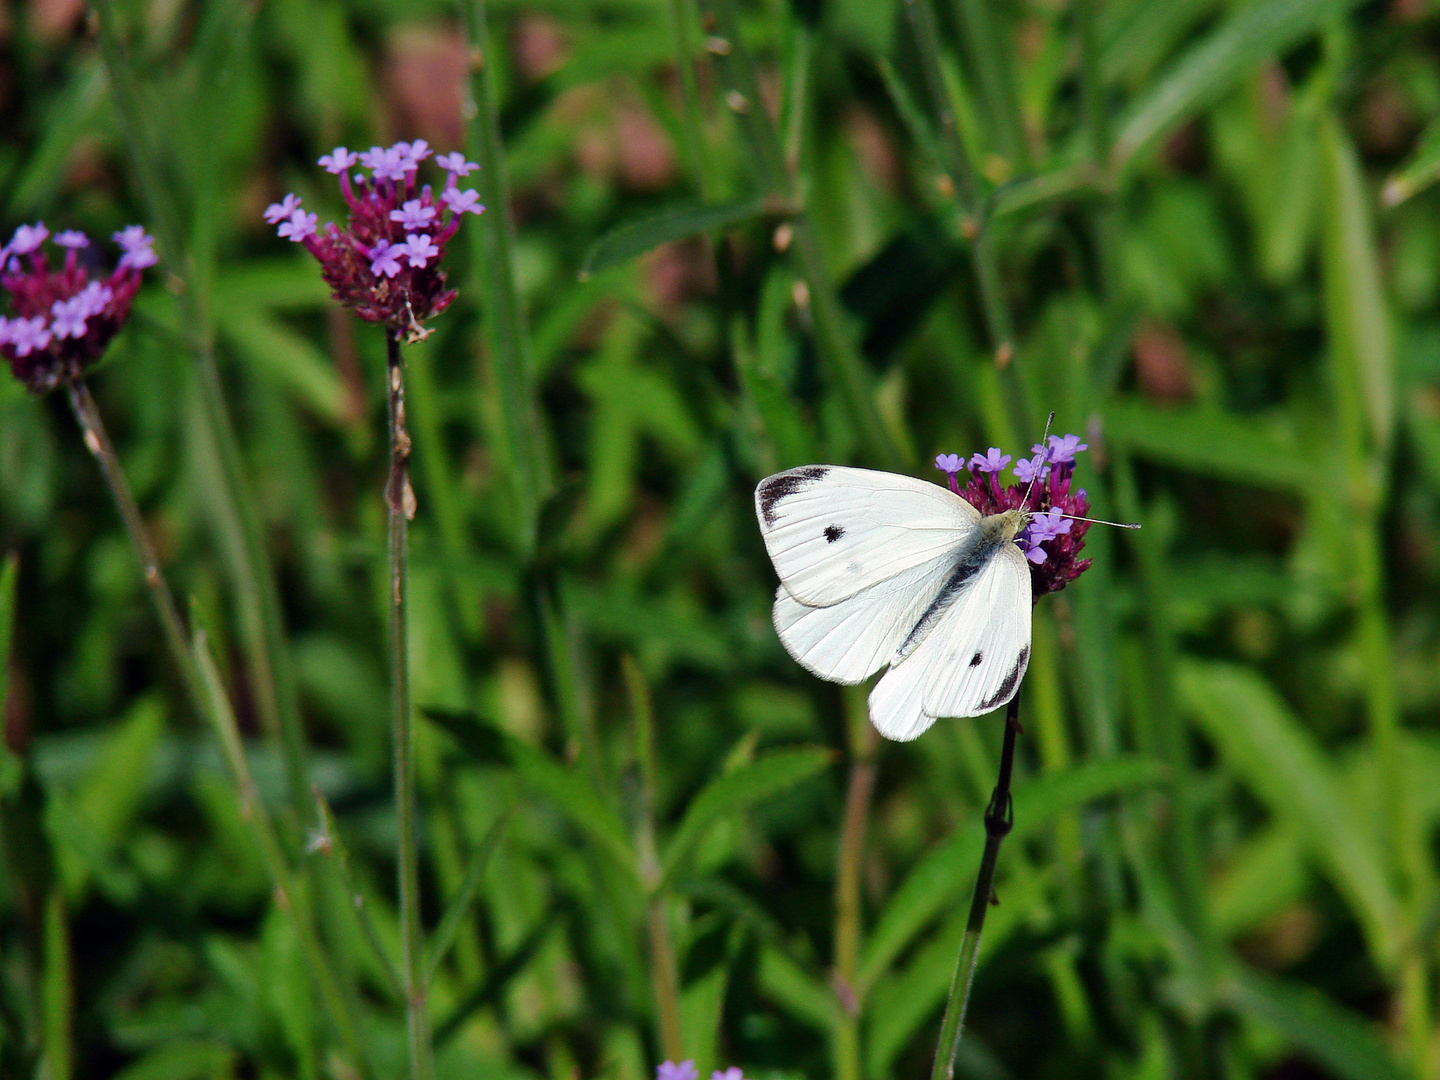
1018, 411, 1056, 510
1053, 513, 1141, 529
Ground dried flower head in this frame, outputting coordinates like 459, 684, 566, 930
0, 222, 153, 393
271, 140, 485, 342
936, 433, 1094, 598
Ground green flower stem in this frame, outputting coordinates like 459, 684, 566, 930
386, 334, 434, 1080
931, 692, 1021, 1080
833, 688, 878, 1080
701, 0, 903, 471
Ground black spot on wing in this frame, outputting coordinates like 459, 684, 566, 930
978, 646, 1029, 711
824, 524, 844, 543
969, 651, 983, 667
757, 466, 830, 526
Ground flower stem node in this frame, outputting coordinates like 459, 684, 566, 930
270, 140, 487, 342
0, 223, 153, 393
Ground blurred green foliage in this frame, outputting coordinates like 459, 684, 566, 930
3, 0, 1440, 1078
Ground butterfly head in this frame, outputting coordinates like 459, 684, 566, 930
984, 508, 1031, 544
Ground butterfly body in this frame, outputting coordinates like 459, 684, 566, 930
755, 465, 1033, 741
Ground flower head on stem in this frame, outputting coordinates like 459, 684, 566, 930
270, 140, 485, 342
0, 223, 152, 393
934, 434, 1096, 597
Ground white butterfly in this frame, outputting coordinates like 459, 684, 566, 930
755, 465, 1033, 741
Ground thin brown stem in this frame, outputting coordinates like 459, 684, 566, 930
386, 334, 433, 1080
67, 381, 205, 710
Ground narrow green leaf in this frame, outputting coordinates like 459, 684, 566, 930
857, 757, 1164, 990
580, 199, 768, 280
1320, 112, 1395, 452
111, 1040, 236, 1080
42, 890, 72, 1080
214, 307, 349, 425
660, 747, 833, 884
425, 809, 511, 984
756, 945, 834, 1034
1178, 661, 1402, 966
1114, 0, 1359, 167
1104, 399, 1313, 491
1223, 966, 1408, 1080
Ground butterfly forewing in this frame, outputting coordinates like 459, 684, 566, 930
755, 465, 980, 607
867, 542, 1031, 741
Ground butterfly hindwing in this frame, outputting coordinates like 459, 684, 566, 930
755, 465, 980, 607
868, 542, 1032, 740
771, 555, 959, 685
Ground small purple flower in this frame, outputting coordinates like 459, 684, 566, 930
75, 282, 113, 317
367, 146, 411, 182
54, 230, 89, 249
319, 147, 359, 174
441, 187, 484, 215
1013, 454, 1050, 485
657, 1063, 698, 1080
969, 448, 1011, 474
50, 297, 89, 340
435, 152, 479, 176
935, 453, 962, 475
9, 223, 48, 256
1042, 433, 1088, 464
389, 200, 437, 230
1020, 508, 1072, 564
396, 139, 432, 167
0, 317, 12, 345
278, 210, 319, 242
9, 317, 52, 357
712, 1070, 745, 1080
358, 146, 388, 172
369, 241, 404, 279
114, 226, 157, 270
400, 233, 440, 268
264, 194, 303, 225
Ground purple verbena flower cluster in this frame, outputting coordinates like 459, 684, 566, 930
0, 222, 155, 393
935, 433, 1093, 598
267, 140, 485, 342
657, 1062, 744, 1080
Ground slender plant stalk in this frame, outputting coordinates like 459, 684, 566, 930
190, 632, 370, 1077
67, 381, 208, 712
459, 0, 545, 555
626, 658, 686, 1062
833, 689, 878, 1080
951, 0, 1028, 170
902, 0, 1017, 372
91, 0, 312, 819
386, 334, 434, 1080
665, 0, 710, 193
701, 0, 903, 471
930, 692, 1022, 1080
68, 379, 368, 1075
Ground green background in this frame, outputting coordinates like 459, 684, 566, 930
3, 0, 1440, 1078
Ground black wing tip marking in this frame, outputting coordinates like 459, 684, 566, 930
978, 646, 1030, 712
824, 524, 845, 543
969, 651, 983, 667
757, 466, 830, 526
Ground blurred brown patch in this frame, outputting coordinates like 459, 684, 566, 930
568, 84, 676, 193
1237, 903, 1320, 969
513, 12, 569, 82
30, 0, 83, 42
1391, 0, 1427, 21
63, 136, 109, 193
1358, 77, 1417, 157
384, 24, 467, 149
1257, 62, 1291, 137
643, 237, 715, 318
845, 105, 900, 195
1132, 318, 1194, 402
1161, 119, 1206, 173
4, 659, 29, 756
0, 1, 13, 46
